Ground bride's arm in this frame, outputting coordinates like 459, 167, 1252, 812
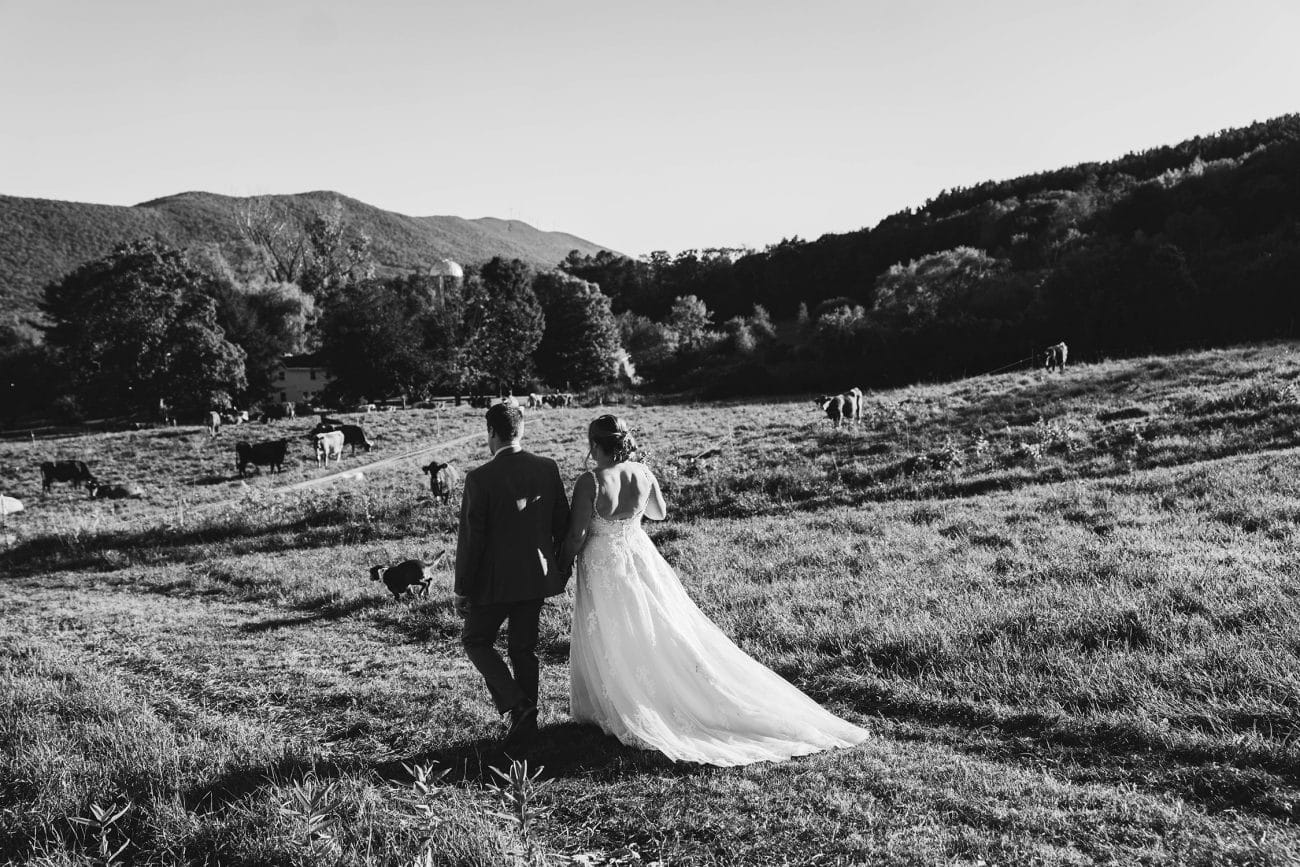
559, 473, 597, 573
643, 466, 667, 521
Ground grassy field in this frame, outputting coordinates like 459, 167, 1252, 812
3, 343, 1300, 865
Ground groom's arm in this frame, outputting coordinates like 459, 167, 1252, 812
454, 471, 487, 600
550, 460, 570, 551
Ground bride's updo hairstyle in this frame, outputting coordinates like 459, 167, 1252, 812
589, 414, 637, 463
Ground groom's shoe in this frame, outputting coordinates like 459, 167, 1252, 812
500, 702, 538, 750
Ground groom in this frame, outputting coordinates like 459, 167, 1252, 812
454, 402, 571, 749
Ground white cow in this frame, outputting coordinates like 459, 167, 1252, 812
314, 430, 345, 467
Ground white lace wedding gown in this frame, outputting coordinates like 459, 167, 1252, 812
569, 483, 870, 766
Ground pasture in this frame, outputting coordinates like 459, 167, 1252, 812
3, 343, 1300, 865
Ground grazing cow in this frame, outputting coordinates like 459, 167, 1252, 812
207, 411, 221, 437
87, 481, 144, 500
369, 559, 434, 599
1045, 342, 1069, 373
315, 430, 345, 466
339, 424, 373, 454
40, 460, 95, 493
528, 393, 543, 409
236, 439, 290, 476
818, 394, 846, 428
467, 396, 491, 409
421, 460, 461, 504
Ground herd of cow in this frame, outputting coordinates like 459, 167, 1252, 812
234, 418, 375, 477
34, 411, 468, 505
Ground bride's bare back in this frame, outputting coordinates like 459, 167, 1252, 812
591, 462, 666, 521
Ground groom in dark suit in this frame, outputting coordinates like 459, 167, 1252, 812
455, 402, 571, 748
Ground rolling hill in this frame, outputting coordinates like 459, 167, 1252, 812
0, 190, 615, 328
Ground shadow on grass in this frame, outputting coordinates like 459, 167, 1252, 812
183, 721, 696, 816
240, 595, 391, 632
815, 675, 1300, 822
0, 503, 434, 579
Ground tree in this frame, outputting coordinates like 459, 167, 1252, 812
300, 201, 375, 302
318, 275, 437, 404
237, 196, 310, 284
666, 295, 715, 351
464, 258, 545, 392
212, 280, 316, 404
0, 324, 59, 425
41, 240, 246, 414
532, 271, 623, 388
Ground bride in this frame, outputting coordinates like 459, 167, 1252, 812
560, 414, 869, 766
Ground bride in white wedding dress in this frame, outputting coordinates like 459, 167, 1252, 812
560, 415, 869, 767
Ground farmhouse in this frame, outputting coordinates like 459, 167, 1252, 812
274, 353, 333, 407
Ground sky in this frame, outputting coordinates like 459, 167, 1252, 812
1, 0, 1298, 256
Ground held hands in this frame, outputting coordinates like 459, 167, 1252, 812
452, 594, 472, 618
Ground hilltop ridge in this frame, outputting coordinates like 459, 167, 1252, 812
0, 190, 615, 327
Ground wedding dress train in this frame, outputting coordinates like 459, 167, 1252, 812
569, 504, 869, 766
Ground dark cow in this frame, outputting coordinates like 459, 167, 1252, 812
40, 460, 95, 493
339, 424, 373, 454
421, 460, 461, 504
87, 481, 143, 499
236, 439, 290, 477
818, 394, 846, 427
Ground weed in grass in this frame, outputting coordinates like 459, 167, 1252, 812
67, 801, 132, 867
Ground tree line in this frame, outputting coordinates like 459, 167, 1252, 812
559, 114, 1300, 390
0, 200, 631, 425
5, 113, 1300, 422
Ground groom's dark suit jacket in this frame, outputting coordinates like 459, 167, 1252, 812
455, 447, 571, 605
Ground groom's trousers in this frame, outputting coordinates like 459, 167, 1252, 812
461, 598, 544, 714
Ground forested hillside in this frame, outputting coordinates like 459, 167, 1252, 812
562, 114, 1300, 387
0, 190, 612, 328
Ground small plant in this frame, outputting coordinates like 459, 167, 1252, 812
403, 762, 456, 864
68, 800, 132, 867
281, 775, 342, 860
969, 431, 990, 463
488, 759, 553, 864
1036, 416, 1080, 455
928, 438, 963, 473
998, 440, 1043, 468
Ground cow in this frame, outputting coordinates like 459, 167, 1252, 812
207, 411, 221, 437
87, 481, 144, 500
845, 387, 864, 423
282, 401, 296, 420
315, 430, 345, 466
421, 460, 461, 504
841, 391, 860, 425
818, 394, 846, 428
1045, 342, 1069, 373
309, 421, 372, 454
339, 424, 373, 454
527, 393, 543, 409
40, 460, 95, 493
236, 439, 290, 477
